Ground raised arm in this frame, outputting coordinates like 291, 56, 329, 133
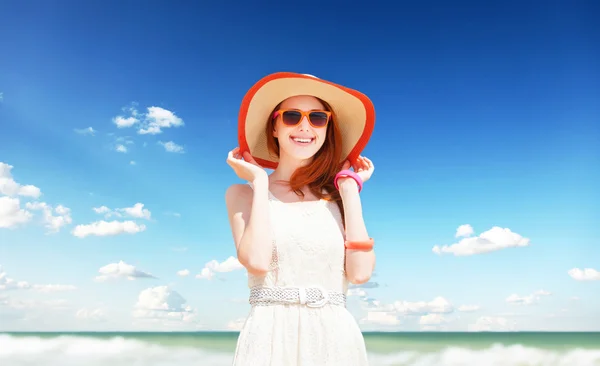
225, 176, 273, 276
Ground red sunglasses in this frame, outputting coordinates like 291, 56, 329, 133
272, 109, 331, 128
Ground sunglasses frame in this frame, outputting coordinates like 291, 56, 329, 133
272, 109, 332, 128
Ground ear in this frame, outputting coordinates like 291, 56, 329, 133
272, 124, 278, 138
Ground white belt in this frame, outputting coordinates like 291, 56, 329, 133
249, 286, 346, 308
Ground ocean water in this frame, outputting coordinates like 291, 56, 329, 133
1, 331, 600, 366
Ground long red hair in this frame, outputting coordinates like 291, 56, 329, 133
265, 97, 346, 225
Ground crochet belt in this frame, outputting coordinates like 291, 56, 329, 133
249, 286, 346, 308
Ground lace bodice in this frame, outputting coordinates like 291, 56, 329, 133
247, 186, 348, 293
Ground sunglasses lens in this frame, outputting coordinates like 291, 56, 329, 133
309, 112, 329, 127
282, 111, 302, 125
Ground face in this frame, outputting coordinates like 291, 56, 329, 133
272, 95, 330, 162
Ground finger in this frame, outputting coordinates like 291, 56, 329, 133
342, 160, 351, 170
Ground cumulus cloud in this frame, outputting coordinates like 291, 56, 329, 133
92, 203, 152, 220
568, 268, 600, 281
0, 162, 72, 233
0, 196, 32, 229
72, 220, 146, 238
177, 269, 190, 277
0, 162, 41, 199
95, 261, 156, 282
432, 225, 530, 256
132, 286, 199, 325
112, 104, 184, 135
458, 304, 481, 312
195, 256, 244, 280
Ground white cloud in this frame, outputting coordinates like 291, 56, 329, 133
95, 261, 156, 282
0, 162, 42, 198
74, 127, 97, 136
113, 116, 139, 128
568, 268, 600, 281
226, 318, 247, 331
132, 286, 198, 324
159, 141, 184, 153
455, 224, 474, 238
25, 202, 72, 234
72, 220, 146, 238
432, 226, 530, 256
468, 316, 516, 332
92, 203, 152, 220
195, 256, 243, 280
0, 163, 71, 233
0, 196, 32, 229
139, 107, 184, 135
506, 290, 551, 305
130, 161, 136, 165
177, 269, 190, 277
112, 104, 184, 135
0, 266, 76, 292
115, 144, 127, 153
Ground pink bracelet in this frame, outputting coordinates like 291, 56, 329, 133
334, 169, 363, 192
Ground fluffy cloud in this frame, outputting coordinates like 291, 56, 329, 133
458, 304, 481, 312
75, 308, 107, 322
113, 104, 184, 135
0, 196, 32, 229
92, 203, 152, 220
132, 286, 199, 325
72, 220, 146, 238
73, 203, 151, 238
0, 162, 72, 233
505, 290, 551, 305
0, 163, 41, 199
432, 225, 530, 256
195, 256, 244, 280
359, 311, 401, 326
95, 261, 156, 282
568, 268, 600, 281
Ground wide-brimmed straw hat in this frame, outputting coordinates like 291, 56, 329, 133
238, 72, 375, 169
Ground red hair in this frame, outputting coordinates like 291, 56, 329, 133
265, 98, 346, 225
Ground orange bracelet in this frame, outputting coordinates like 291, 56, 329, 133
344, 238, 374, 250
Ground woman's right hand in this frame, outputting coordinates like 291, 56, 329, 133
226, 147, 268, 183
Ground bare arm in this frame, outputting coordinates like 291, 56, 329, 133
339, 179, 376, 284
225, 176, 273, 276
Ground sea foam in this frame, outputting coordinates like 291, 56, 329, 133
1, 334, 599, 366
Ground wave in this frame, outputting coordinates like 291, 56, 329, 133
1, 334, 599, 366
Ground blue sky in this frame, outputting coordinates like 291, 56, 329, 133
0, 0, 598, 332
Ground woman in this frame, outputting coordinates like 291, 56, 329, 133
225, 72, 376, 365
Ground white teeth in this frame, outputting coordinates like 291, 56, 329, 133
292, 137, 312, 143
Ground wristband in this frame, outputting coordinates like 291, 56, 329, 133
334, 169, 363, 192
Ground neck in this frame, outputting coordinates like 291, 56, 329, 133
269, 152, 312, 184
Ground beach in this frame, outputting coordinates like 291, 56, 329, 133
2, 331, 600, 366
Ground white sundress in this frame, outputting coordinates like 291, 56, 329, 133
232, 185, 370, 366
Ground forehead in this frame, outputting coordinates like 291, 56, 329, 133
279, 95, 325, 110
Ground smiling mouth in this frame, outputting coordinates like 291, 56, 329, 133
290, 136, 314, 144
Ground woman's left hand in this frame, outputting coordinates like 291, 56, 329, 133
340, 155, 375, 184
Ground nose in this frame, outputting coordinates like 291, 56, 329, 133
299, 115, 311, 130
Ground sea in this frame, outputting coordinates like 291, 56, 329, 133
1, 331, 600, 366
